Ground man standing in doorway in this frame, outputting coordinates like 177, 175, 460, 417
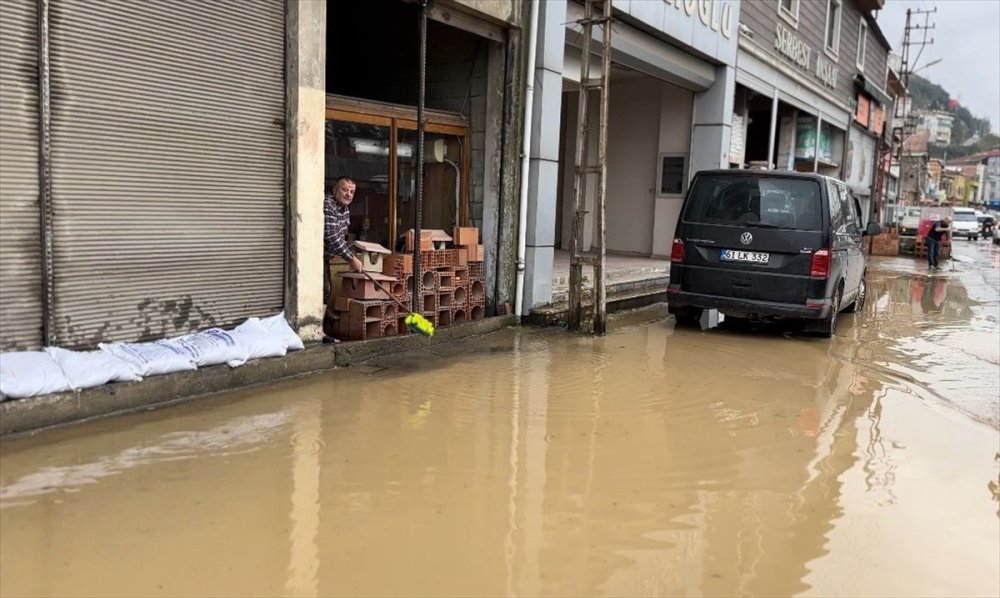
925, 215, 952, 270
324, 176, 363, 302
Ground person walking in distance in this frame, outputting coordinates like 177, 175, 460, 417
925, 216, 952, 270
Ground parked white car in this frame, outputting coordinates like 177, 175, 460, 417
951, 207, 980, 240
897, 207, 923, 236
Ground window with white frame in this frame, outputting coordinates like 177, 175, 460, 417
824, 0, 841, 56
857, 20, 868, 71
778, 0, 799, 26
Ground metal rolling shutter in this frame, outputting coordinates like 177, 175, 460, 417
0, 1, 43, 351
48, 0, 286, 348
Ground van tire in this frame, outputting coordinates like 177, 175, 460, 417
807, 288, 840, 338
845, 275, 866, 313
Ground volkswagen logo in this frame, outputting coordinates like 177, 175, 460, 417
740, 232, 753, 245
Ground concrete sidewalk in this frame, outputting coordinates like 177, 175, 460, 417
0, 315, 519, 438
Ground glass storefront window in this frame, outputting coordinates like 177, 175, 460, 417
325, 98, 470, 251
325, 120, 393, 248
396, 130, 464, 246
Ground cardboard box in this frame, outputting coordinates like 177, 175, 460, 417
469, 244, 485, 261
328, 258, 352, 298
453, 227, 479, 247
404, 229, 434, 252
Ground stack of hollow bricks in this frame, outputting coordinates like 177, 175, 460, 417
330, 231, 486, 341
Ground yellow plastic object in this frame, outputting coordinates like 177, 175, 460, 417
405, 313, 435, 337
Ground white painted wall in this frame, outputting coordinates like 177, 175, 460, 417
607, 75, 661, 254
559, 77, 693, 257
652, 83, 693, 257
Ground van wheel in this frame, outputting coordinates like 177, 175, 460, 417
846, 276, 866, 313
807, 290, 840, 338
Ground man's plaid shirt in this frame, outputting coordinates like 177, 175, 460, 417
324, 193, 354, 261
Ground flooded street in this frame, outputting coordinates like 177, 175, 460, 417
2, 244, 998, 597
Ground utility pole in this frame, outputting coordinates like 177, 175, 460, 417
896, 7, 936, 207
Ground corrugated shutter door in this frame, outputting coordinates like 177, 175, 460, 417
49, 0, 285, 348
0, 1, 43, 351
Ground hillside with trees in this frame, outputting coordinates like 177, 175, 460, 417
907, 74, 998, 159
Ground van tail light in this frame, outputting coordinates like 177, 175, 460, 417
810, 249, 831, 278
671, 238, 685, 263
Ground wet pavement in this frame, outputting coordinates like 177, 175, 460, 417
1, 242, 998, 597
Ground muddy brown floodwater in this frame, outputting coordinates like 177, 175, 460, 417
2, 244, 998, 597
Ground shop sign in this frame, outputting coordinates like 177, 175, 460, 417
774, 23, 839, 91
815, 55, 838, 89
774, 22, 810, 69
872, 106, 884, 135
663, 0, 735, 40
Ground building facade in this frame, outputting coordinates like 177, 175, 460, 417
0, 0, 526, 352
730, 0, 892, 220
521, 0, 741, 311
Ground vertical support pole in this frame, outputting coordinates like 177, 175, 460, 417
767, 90, 779, 169
592, 0, 612, 335
568, 0, 595, 332
413, 0, 428, 314
37, 0, 55, 346
389, 119, 398, 243
813, 113, 823, 172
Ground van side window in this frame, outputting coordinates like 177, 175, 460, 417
827, 181, 845, 233
840, 187, 859, 234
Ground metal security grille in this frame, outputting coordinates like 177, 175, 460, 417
0, 1, 43, 351
48, 0, 286, 347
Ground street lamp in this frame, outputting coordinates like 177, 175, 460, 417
911, 58, 943, 76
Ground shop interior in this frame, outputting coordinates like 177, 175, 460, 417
325, 0, 491, 250
735, 84, 845, 179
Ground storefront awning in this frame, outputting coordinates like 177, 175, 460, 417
854, 74, 892, 107
564, 2, 715, 91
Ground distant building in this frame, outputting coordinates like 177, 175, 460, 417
900, 129, 930, 205
948, 149, 1000, 205
915, 110, 955, 146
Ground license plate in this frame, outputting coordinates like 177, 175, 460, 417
721, 249, 770, 264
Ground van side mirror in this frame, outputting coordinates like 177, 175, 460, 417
864, 221, 881, 236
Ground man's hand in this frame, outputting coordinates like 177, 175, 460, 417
350, 256, 363, 272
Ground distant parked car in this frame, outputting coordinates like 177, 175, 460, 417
897, 207, 923, 236
667, 170, 880, 338
952, 207, 980, 240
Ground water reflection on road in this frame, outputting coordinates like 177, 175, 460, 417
1, 246, 998, 597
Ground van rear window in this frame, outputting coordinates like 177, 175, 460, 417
683, 175, 823, 231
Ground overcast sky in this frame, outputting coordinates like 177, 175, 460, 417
874, 0, 1000, 134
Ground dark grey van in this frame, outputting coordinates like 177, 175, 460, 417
666, 170, 881, 337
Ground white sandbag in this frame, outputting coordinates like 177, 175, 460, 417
0, 351, 74, 399
259, 312, 305, 351
228, 318, 287, 366
98, 341, 197, 378
159, 328, 247, 368
44, 347, 141, 390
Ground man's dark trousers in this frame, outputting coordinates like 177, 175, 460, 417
926, 236, 940, 267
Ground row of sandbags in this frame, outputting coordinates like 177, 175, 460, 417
0, 313, 304, 401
